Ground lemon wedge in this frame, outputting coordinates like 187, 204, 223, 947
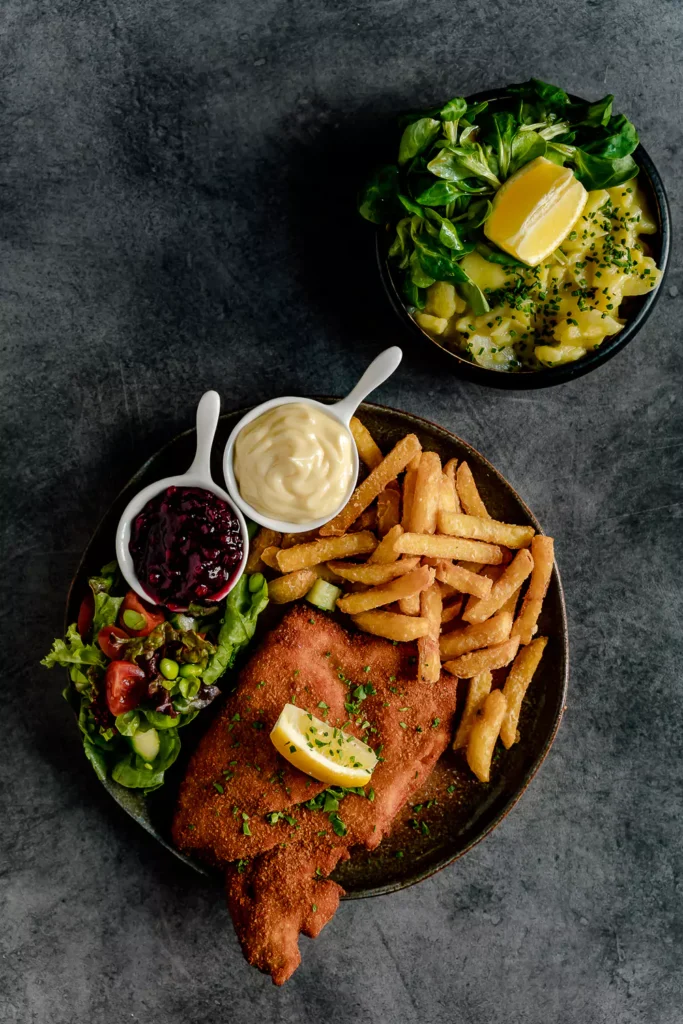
485, 156, 587, 267
270, 703, 377, 787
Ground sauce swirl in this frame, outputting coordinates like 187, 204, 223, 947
233, 403, 354, 524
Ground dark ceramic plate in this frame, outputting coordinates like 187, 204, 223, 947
66, 402, 569, 898
376, 89, 671, 390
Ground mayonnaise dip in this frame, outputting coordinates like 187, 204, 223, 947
233, 403, 355, 524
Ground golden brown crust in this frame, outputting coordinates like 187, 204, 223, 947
172, 605, 458, 982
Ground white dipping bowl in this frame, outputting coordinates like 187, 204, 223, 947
222, 397, 359, 534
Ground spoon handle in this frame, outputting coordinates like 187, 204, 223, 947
187, 390, 221, 479
333, 346, 403, 424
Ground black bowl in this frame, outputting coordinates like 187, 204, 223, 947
376, 88, 671, 390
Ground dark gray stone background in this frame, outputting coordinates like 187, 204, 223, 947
1, 1, 681, 1021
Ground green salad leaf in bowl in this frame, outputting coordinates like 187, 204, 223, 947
360, 79, 662, 373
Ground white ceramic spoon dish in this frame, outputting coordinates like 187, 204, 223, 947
116, 391, 249, 608
223, 346, 402, 533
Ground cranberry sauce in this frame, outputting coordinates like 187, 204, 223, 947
129, 486, 244, 609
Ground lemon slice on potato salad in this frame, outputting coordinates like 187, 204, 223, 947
270, 704, 377, 787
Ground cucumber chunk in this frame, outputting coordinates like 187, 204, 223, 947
305, 579, 342, 612
131, 726, 160, 762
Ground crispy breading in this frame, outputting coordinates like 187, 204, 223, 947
173, 606, 457, 983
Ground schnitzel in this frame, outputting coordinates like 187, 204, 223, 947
172, 605, 458, 983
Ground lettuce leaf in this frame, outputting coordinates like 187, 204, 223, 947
111, 728, 181, 792
41, 623, 105, 671
89, 565, 124, 635
203, 573, 269, 685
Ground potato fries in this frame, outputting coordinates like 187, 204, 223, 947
439, 610, 513, 660
396, 533, 504, 564
351, 610, 430, 641
401, 462, 417, 529
434, 560, 493, 599
466, 690, 507, 782
443, 636, 520, 678
250, 422, 557, 792
462, 549, 534, 624
500, 637, 548, 748
437, 512, 535, 549
399, 592, 421, 615
350, 416, 383, 470
443, 459, 461, 512
439, 471, 458, 517
511, 536, 554, 645
320, 433, 421, 536
453, 670, 493, 749
268, 569, 317, 604
409, 452, 442, 534
418, 582, 442, 683
260, 545, 282, 570
276, 531, 377, 572
281, 529, 320, 549
246, 527, 283, 573
336, 565, 435, 615
328, 557, 420, 584
368, 523, 403, 564
456, 461, 490, 519
377, 485, 401, 536
441, 596, 464, 625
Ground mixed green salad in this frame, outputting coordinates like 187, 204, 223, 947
42, 560, 268, 792
359, 78, 642, 317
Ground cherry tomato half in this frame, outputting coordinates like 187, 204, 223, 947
119, 591, 165, 637
105, 660, 147, 717
97, 625, 130, 661
77, 593, 95, 638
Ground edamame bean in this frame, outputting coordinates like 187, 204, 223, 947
160, 658, 179, 681
179, 662, 202, 679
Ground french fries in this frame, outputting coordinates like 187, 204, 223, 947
443, 636, 520, 678
396, 533, 504, 564
500, 637, 548, 748
466, 690, 507, 782
268, 569, 317, 604
443, 459, 461, 513
276, 531, 377, 572
399, 592, 421, 615
441, 596, 464, 625
328, 557, 420, 584
336, 565, 435, 615
350, 416, 383, 470
434, 560, 493, 599
368, 523, 403, 564
453, 670, 493, 749
439, 610, 513, 660
377, 485, 401, 536
409, 452, 442, 534
439, 471, 458, 517
401, 460, 418, 529
246, 527, 283, 573
260, 545, 282, 570
511, 536, 554, 644
462, 549, 534, 624
281, 529, 320, 548
437, 512, 535, 549
320, 434, 421, 537
351, 610, 430, 641
418, 582, 442, 683
456, 462, 490, 519
350, 506, 378, 533
256, 422, 556, 791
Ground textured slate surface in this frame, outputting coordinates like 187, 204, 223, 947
1, 1, 681, 1021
